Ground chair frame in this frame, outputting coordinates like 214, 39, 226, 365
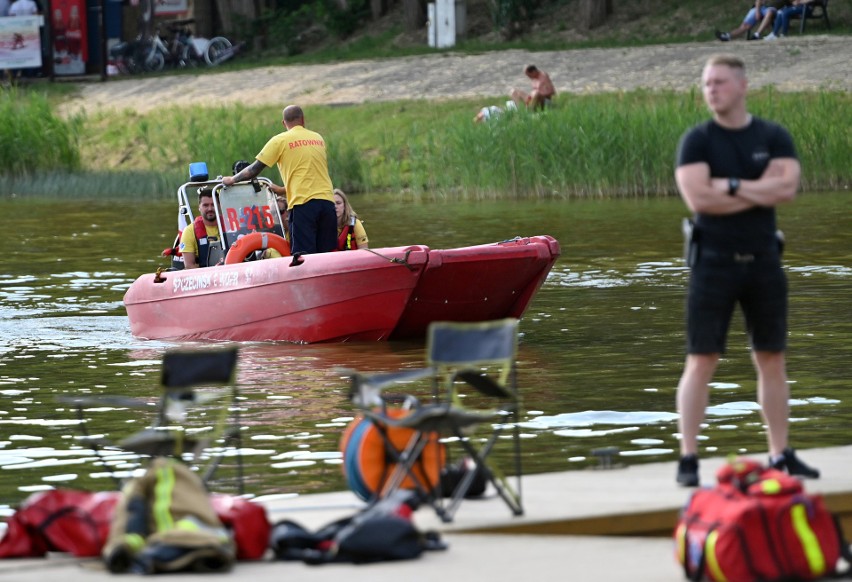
61, 347, 245, 494
345, 319, 524, 523
789, 0, 830, 34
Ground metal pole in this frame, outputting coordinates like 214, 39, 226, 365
99, 0, 107, 80
46, 0, 55, 80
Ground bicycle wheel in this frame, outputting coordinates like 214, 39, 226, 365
204, 37, 232, 66
144, 50, 165, 72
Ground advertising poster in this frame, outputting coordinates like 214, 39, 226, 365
0, 15, 42, 69
51, 0, 88, 75
155, 0, 188, 16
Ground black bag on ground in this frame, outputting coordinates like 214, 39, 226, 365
440, 456, 487, 498
270, 490, 446, 564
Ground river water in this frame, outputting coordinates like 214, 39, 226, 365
0, 192, 849, 511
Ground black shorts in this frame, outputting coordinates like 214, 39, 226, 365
686, 249, 787, 354
288, 198, 337, 255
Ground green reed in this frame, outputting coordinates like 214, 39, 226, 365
4, 89, 849, 199
0, 88, 81, 178
411, 89, 852, 198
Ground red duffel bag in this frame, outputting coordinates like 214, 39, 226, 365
0, 489, 120, 558
675, 458, 852, 582
0, 488, 270, 560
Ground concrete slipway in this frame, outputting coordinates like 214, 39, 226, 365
2, 445, 850, 582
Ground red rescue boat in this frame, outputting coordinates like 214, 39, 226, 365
123, 171, 560, 343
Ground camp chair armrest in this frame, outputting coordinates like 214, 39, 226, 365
347, 367, 435, 407
453, 369, 515, 399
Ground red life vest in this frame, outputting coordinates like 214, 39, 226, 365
337, 217, 359, 251
164, 217, 218, 270
193, 216, 222, 267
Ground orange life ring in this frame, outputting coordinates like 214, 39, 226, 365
224, 232, 291, 265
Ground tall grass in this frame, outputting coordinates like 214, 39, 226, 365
3, 89, 849, 198
412, 89, 852, 198
0, 88, 81, 177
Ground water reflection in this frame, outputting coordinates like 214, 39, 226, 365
0, 193, 849, 508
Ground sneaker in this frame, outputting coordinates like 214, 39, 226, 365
764, 32, 777, 40
770, 448, 820, 479
715, 30, 731, 42
677, 454, 700, 487
749, 31, 761, 40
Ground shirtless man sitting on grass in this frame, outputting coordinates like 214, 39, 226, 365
510, 64, 556, 110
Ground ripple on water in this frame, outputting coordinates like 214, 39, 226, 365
524, 410, 680, 429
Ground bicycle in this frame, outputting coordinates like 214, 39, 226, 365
165, 19, 238, 68
109, 20, 240, 75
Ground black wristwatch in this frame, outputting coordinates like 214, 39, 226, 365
728, 177, 740, 197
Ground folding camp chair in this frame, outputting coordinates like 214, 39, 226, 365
62, 347, 245, 494
345, 318, 523, 523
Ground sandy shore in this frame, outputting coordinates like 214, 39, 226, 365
59, 35, 851, 117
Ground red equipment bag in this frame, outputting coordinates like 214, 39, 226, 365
0, 489, 120, 558
210, 493, 271, 560
674, 458, 852, 582
0, 489, 270, 561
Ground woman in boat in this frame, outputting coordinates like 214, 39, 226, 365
334, 189, 368, 250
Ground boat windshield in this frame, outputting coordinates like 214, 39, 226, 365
212, 180, 286, 251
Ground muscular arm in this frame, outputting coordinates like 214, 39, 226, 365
678, 156, 799, 214
222, 160, 267, 186
675, 162, 756, 215
711, 158, 800, 207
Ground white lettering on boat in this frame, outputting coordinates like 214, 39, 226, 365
215, 271, 239, 287
172, 270, 241, 294
173, 273, 212, 293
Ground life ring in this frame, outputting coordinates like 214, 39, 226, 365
224, 232, 291, 265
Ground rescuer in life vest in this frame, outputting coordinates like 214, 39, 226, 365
180, 187, 224, 268
334, 189, 369, 251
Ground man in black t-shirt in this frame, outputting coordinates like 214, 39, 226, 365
672, 54, 819, 487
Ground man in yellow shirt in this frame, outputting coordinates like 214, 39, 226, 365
223, 105, 336, 255
180, 188, 224, 268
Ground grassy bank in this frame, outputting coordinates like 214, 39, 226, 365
0, 89, 81, 178
3, 89, 850, 198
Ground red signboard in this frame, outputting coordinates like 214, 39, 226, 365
51, 0, 87, 75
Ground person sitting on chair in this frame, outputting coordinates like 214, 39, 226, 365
334, 189, 368, 250
765, 0, 817, 38
179, 188, 224, 268
715, 0, 778, 40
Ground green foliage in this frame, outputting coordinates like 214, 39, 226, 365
0, 88, 81, 177
265, 3, 320, 55
56, 89, 852, 199
328, 136, 370, 192
489, 0, 540, 36
406, 89, 852, 198
0, 170, 174, 198
317, 0, 371, 38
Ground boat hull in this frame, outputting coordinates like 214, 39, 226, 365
389, 235, 561, 339
123, 236, 560, 343
124, 246, 429, 343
